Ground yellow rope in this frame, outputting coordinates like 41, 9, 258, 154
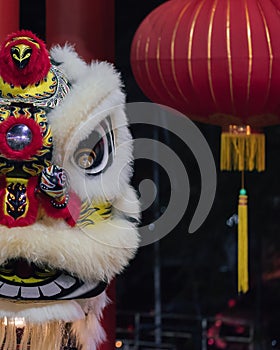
238, 190, 249, 293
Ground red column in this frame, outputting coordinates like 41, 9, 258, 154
45, 0, 114, 63
100, 279, 116, 350
46, 2, 116, 349
0, 0, 19, 42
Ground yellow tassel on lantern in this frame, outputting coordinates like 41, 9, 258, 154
238, 188, 249, 294
221, 125, 265, 172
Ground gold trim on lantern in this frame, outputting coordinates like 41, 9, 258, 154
207, 0, 218, 106
135, 34, 143, 79
245, 0, 253, 102
257, 1, 273, 107
188, 0, 206, 90
156, 37, 177, 102
145, 36, 164, 100
226, 0, 235, 113
171, 1, 191, 104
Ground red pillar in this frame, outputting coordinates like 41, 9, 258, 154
101, 279, 116, 350
45, 0, 114, 63
0, 0, 19, 42
46, 2, 116, 349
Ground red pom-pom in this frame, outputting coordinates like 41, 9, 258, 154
0, 30, 51, 86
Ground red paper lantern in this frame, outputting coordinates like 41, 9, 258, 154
130, 0, 280, 293
130, 0, 280, 172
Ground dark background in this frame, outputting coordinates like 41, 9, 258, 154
19, 0, 280, 339
113, 0, 280, 320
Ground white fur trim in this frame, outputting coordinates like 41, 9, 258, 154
0, 299, 84, 323
48, 47, 135, 204
0, 216, 139, 282
50, 44, 88, 83
72, 292, 108, 350
48, 57, 124, 147
71, 312, 106, 350
114, 185, 141, 222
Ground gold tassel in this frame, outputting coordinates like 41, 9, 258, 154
238, 188, 249, 293
221, 126, 265, 172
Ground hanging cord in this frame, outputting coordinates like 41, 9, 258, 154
238, 171, 249, 293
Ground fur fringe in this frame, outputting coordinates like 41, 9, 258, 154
72, 292, 108, 350
0, 299, 85, 323
71, 313, 106, 350
0, 319, 64, 350
0, 312, 106, 350
0, 294, 108, 350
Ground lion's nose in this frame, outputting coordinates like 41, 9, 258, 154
6, 124, 33, 150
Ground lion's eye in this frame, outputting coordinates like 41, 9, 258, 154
72, 118, 114, 176
74, 147, 99, 170
75, 149, 96, 169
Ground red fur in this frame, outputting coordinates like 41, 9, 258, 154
0, 30, 51, 86
0, 116, 43, 160
0, 176, 39, 228
40, 191, 81, 227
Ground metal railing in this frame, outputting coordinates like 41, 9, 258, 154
116, 312, 255, 350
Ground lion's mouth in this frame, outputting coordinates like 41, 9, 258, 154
0, 259, 107, 300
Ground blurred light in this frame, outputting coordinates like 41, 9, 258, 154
15, 317, 25, 327
226, 214, 238, 227
215, 319, 222, 327
235, 325, 245, 334
272, 339, 277, 347
228, 299, 236, 308
3, 317, 25, 327
115, 340, 123, 348
208, 338, 215, 346
127, 324, 134, 332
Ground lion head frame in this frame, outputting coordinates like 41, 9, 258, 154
0, 30, 140, 350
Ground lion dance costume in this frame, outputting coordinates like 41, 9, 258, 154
0, 30, 140, 350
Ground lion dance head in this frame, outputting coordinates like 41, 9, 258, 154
0, 30, 140, 350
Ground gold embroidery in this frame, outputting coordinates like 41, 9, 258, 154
77, 200, 112, 228
4, 178, 29, 219
0, 70, 57, 99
